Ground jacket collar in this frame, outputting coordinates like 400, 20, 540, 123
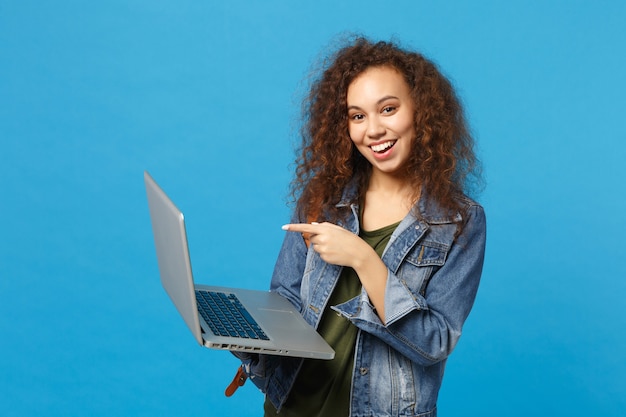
336, 180, 463, 226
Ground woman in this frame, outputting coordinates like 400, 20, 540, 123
233, 37, 486, 417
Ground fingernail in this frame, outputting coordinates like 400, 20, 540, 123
311, 222, 319, 225
281, 225, 289, 230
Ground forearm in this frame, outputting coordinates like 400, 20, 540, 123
352, 248, 389, 323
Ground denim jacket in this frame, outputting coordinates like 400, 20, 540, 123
237, 188, 486, 417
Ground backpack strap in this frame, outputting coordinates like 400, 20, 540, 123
225, 365, 248, 397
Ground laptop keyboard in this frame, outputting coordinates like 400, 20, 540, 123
195, 290, 269, 340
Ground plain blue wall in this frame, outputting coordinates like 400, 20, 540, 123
1, 1, 625, 416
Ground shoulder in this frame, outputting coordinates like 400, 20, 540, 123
417, 190, 483, 223
456, 194, 485, 221
415, 192, 485, 246
456, 193, 483, 210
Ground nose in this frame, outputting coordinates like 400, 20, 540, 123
366, 115, 386, 139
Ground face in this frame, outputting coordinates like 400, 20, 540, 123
346, 66, 416, 177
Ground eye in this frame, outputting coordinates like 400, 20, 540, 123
350, 113, 365, 121
382, 105, 397, 114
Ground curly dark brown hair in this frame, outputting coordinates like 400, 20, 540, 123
292, 36, 482, 223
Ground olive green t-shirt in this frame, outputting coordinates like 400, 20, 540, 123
264, 221, 399, 417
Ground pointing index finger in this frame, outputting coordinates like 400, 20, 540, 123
281, 222, 320, 233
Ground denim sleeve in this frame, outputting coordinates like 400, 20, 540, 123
268, 212, 308, 310
335, 204, 486, 367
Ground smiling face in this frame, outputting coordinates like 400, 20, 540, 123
347, 66, 417, 179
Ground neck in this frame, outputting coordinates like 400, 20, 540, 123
368, 170, 410, 194
370, 171, 417, 205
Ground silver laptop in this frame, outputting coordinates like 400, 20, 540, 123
144, 171, 334, 360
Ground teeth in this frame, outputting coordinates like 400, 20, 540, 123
371, 141, 396, 153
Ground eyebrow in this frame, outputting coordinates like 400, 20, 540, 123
347, 95, 400, 111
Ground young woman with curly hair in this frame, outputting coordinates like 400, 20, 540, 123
233, 36, 486, 417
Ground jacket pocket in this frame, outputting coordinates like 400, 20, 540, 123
405, 241, 448, 267
399, 241, 449, 297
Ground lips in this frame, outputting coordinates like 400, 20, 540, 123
370, 140, 397, 153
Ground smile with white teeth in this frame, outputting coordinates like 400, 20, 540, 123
371, 140, 397, 153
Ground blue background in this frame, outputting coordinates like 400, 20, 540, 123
2, 1, 625, 415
